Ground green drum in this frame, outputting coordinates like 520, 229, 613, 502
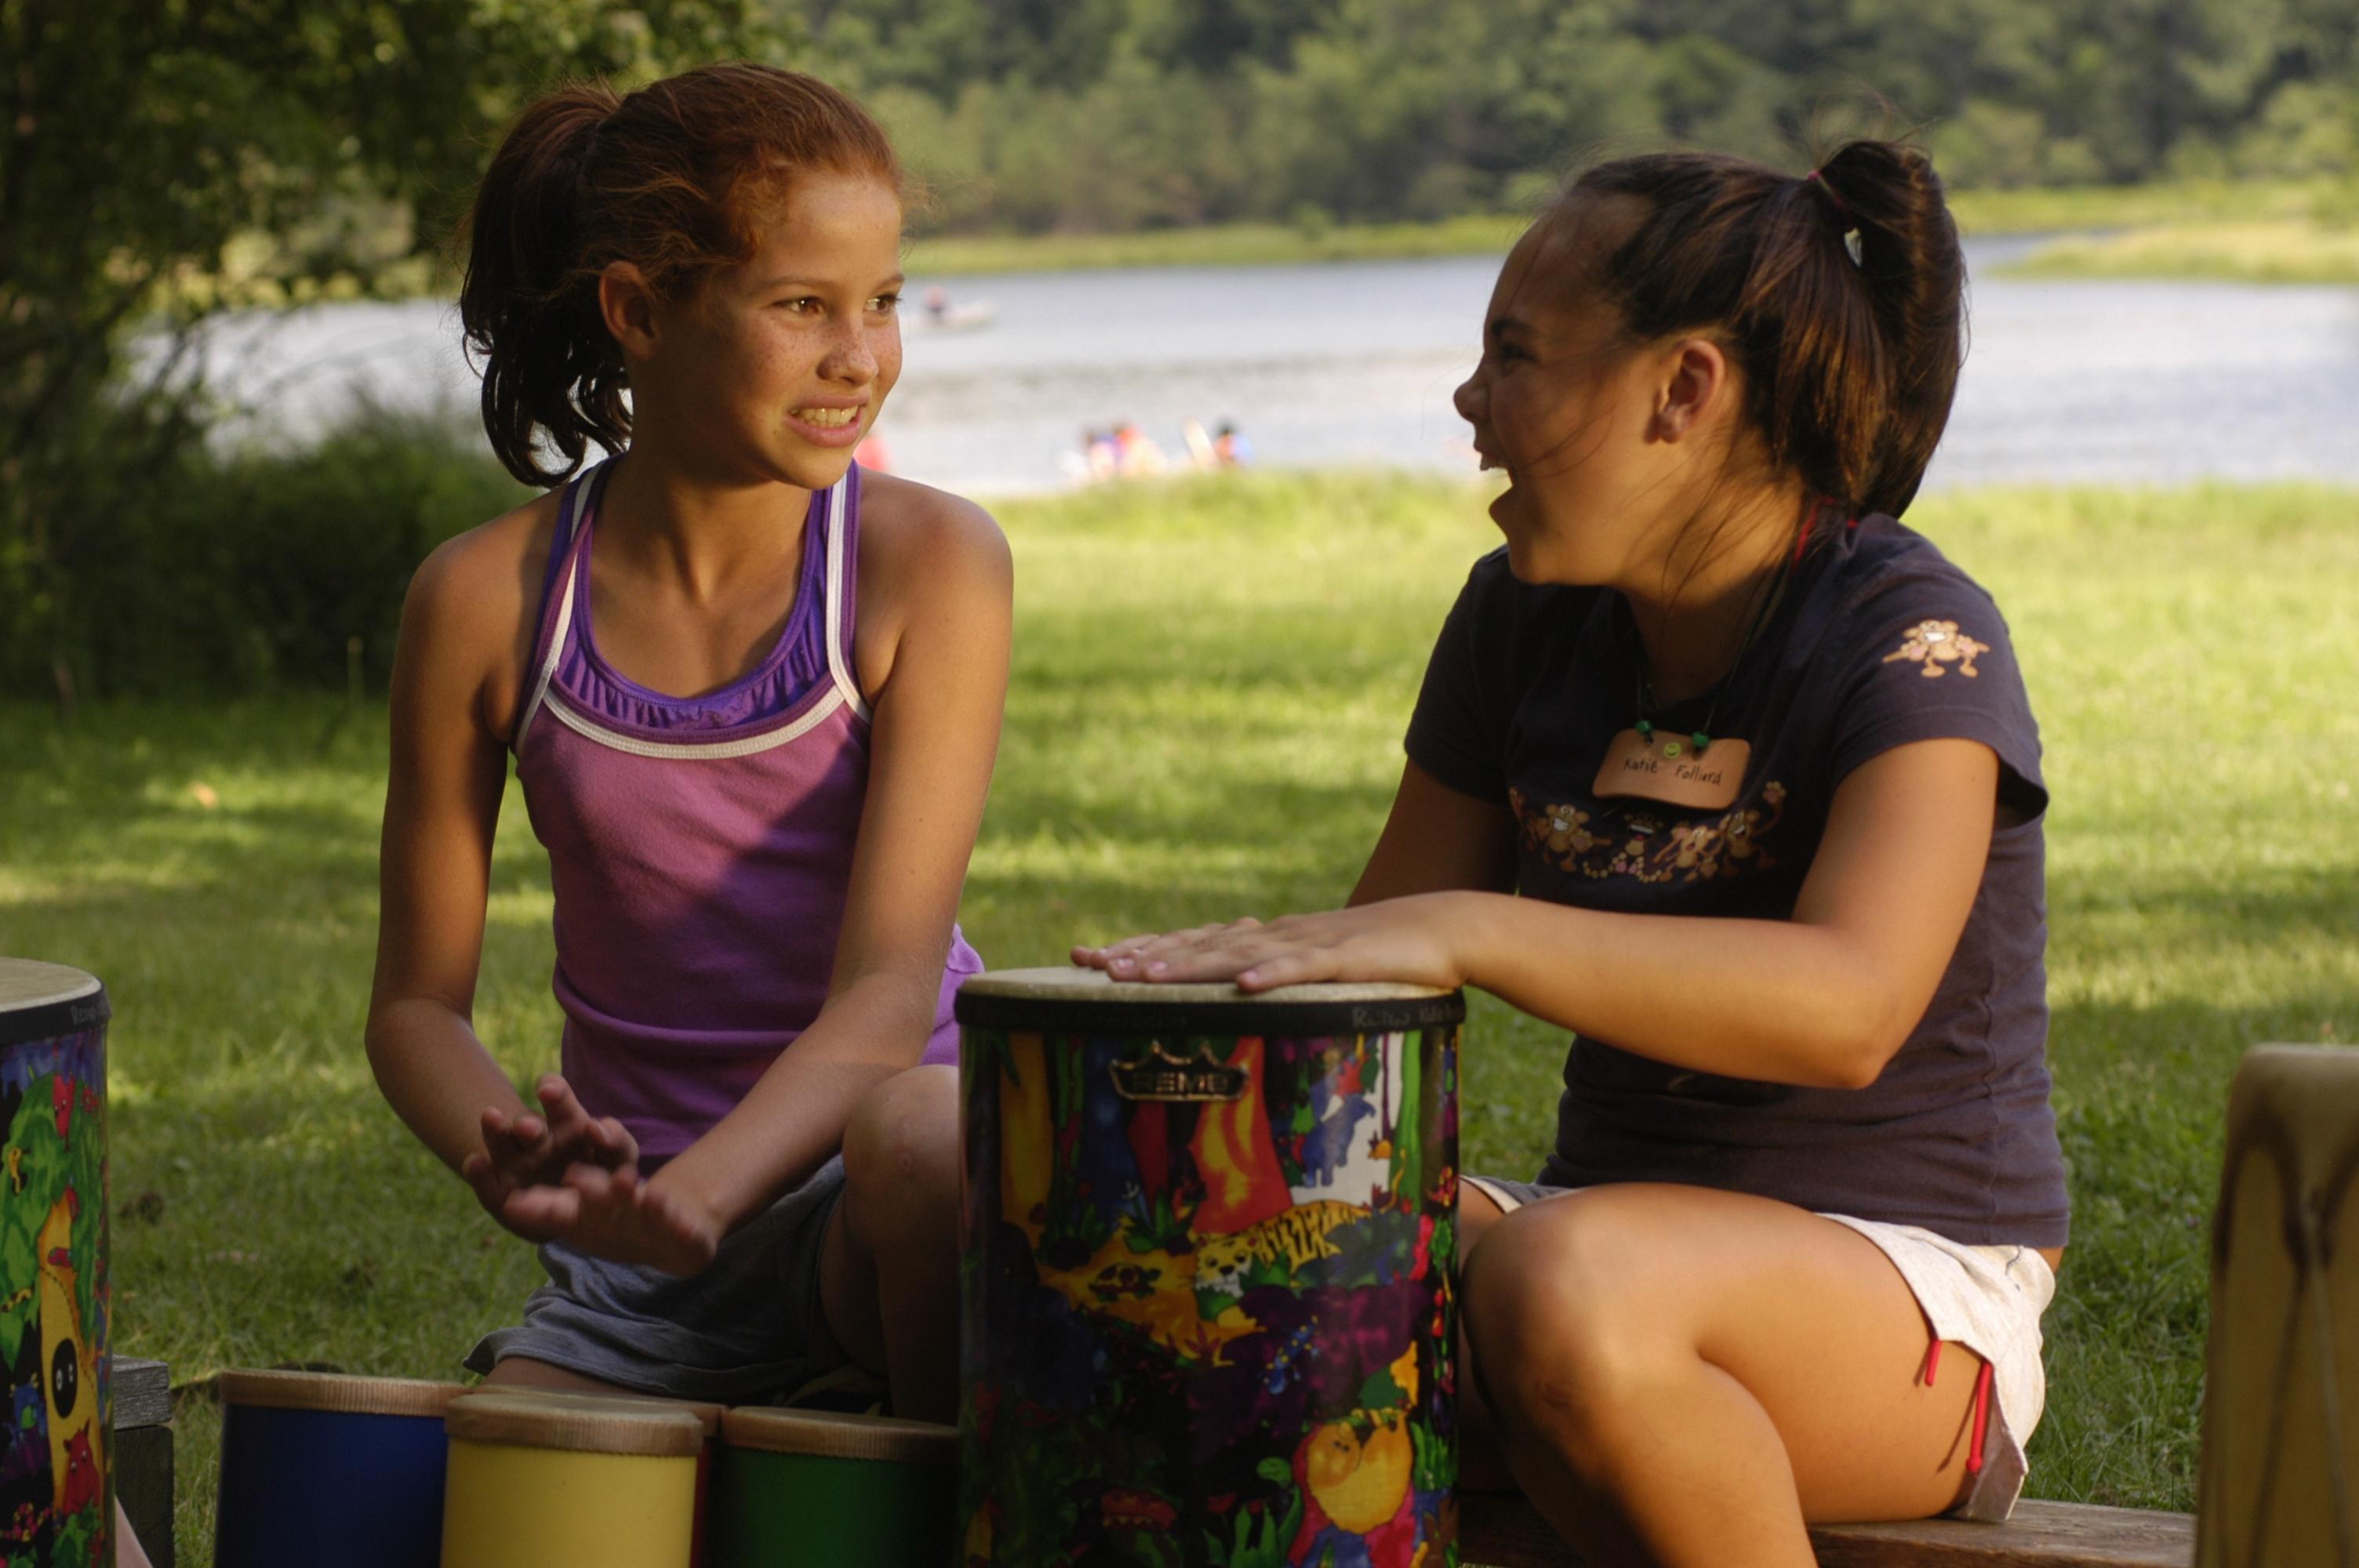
956, 967, 1463, 1567
707, 1407, 957, 1566
0, 959, 112, 1565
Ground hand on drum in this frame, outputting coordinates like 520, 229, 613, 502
1070, 895, 1466, 993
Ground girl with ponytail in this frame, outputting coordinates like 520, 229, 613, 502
1081, 140, 2066, 1559
366, 63, 1009, 1421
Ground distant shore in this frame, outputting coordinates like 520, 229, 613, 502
901, 178, 2357, 285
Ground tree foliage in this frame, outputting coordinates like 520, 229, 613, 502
1, 0, 794, 695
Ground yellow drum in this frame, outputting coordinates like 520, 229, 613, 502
441, 1390, 703, 1568
2198, 1045, 2359, 1568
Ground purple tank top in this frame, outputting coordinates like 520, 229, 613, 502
513, 461, 982, 1160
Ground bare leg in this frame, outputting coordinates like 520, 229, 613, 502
1463, 1183, 1991, 1568
481, 1356, 638, 1394
820, 1064, 962, 1424
114, 1498, 154, 1568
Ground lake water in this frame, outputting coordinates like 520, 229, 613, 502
187, 238, 2359, 496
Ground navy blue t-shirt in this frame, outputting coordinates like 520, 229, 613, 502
1406, 515, 2069, 1247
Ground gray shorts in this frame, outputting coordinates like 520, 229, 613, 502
465, 1155, 857, 1404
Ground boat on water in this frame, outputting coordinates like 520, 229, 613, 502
913, 298, 998, 333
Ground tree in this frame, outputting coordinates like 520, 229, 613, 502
0, 0, 796, 698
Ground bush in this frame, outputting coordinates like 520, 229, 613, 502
7, 406, 528, 699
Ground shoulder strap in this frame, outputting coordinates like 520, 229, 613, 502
823, 465, 871, 723
514, 467, 598, 751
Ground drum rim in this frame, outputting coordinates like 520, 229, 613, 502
954, 967, 1463, 1034
443, 1388, 707, 1457
722, 1406, 958, 1462
216, 1368, 467, 1418
0, 960, 107, 1050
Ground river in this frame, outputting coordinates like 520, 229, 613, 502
185, 238, 2359, 496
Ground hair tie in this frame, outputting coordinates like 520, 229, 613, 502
1804, 169, 1853, 227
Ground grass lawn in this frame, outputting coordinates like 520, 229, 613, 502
2, 473, 2354, 1559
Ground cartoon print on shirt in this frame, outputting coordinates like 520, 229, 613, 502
1881, 619, 1988, 678
1513, 782, 1787, 884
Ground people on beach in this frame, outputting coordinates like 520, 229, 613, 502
1078, 140, 2065, 1565
365, 63, 1009, 1424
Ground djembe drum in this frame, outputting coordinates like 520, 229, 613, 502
2198, 1044, 2359, 1567
956, 967, 1463, 1567
0, 959, 112, 1566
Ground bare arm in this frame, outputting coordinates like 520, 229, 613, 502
1348, 760, 1519, 906
365, 532, 532, 1169
1092, 739, 1999, 1091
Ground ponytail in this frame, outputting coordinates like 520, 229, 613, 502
1562, 138, 1965, 517
459, 82, 628, 487
458, 64, 904, 487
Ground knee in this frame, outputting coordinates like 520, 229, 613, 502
1462, 1202, 1693, 1467
841, 1065, 961, 1226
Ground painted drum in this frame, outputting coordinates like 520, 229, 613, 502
440, 1389, 702, 1568
956, 967, 1464, 1567
0, 958, 113, 1566
2199, 1045, 2359, 1567
213, 1370, 463, 1568
707, 1407, 957, 1566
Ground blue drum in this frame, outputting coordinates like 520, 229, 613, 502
213, 1370, 462, 1567
0, 957, 113, 1566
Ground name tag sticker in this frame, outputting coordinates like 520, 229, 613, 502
1592, 731, 1750, 811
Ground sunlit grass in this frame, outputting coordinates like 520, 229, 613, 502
2, 474, 2353, 1554
2010, 219, 2359, 286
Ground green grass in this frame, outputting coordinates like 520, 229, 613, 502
2007, 219, 2359, 286
3, 473, 2354, 1557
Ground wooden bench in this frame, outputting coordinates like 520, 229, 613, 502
1461, 1490, 2194, 1566
118, 1356, 175, 1568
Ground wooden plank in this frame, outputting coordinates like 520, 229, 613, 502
115, 1356, 173, 1429
1461, 1492, 2193, 1568
117, 1420, 176, 1568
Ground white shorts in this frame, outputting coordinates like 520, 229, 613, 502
1463, 1174, 2057, 1522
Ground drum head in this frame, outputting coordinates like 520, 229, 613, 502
0, 958, 107, 1047
444, 1388, 706, 1457
954, 966, 1463, 1035
216, 1369, 465, 1418
722, 1406, 957, 1463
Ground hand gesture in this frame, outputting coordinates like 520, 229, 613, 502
496, 1164, 725, 1278
462, 1073, 637, 1233
1071, 895, 1466, 993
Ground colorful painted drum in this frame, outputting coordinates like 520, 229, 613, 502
707, 1407, 957, 1566
0, 959, 112, 1566
956, 967, 1463, 1567
2198, 1045, 2359, 1567
440, 1389, 702, 1568
213, 1370, 463, 1568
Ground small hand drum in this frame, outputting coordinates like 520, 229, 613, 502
956, 967, 1463, 1567
2200, 1045, 2359, 1567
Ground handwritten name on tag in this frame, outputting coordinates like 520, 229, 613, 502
1591, 731, 1750, 811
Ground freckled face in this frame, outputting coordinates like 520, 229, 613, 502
1452, 196, 1666, 586
642, 170, 905, 490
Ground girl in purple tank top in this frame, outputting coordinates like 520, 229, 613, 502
364, 65, 1008, 1421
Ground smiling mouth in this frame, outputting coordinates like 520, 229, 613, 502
793, 406, 862, 428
